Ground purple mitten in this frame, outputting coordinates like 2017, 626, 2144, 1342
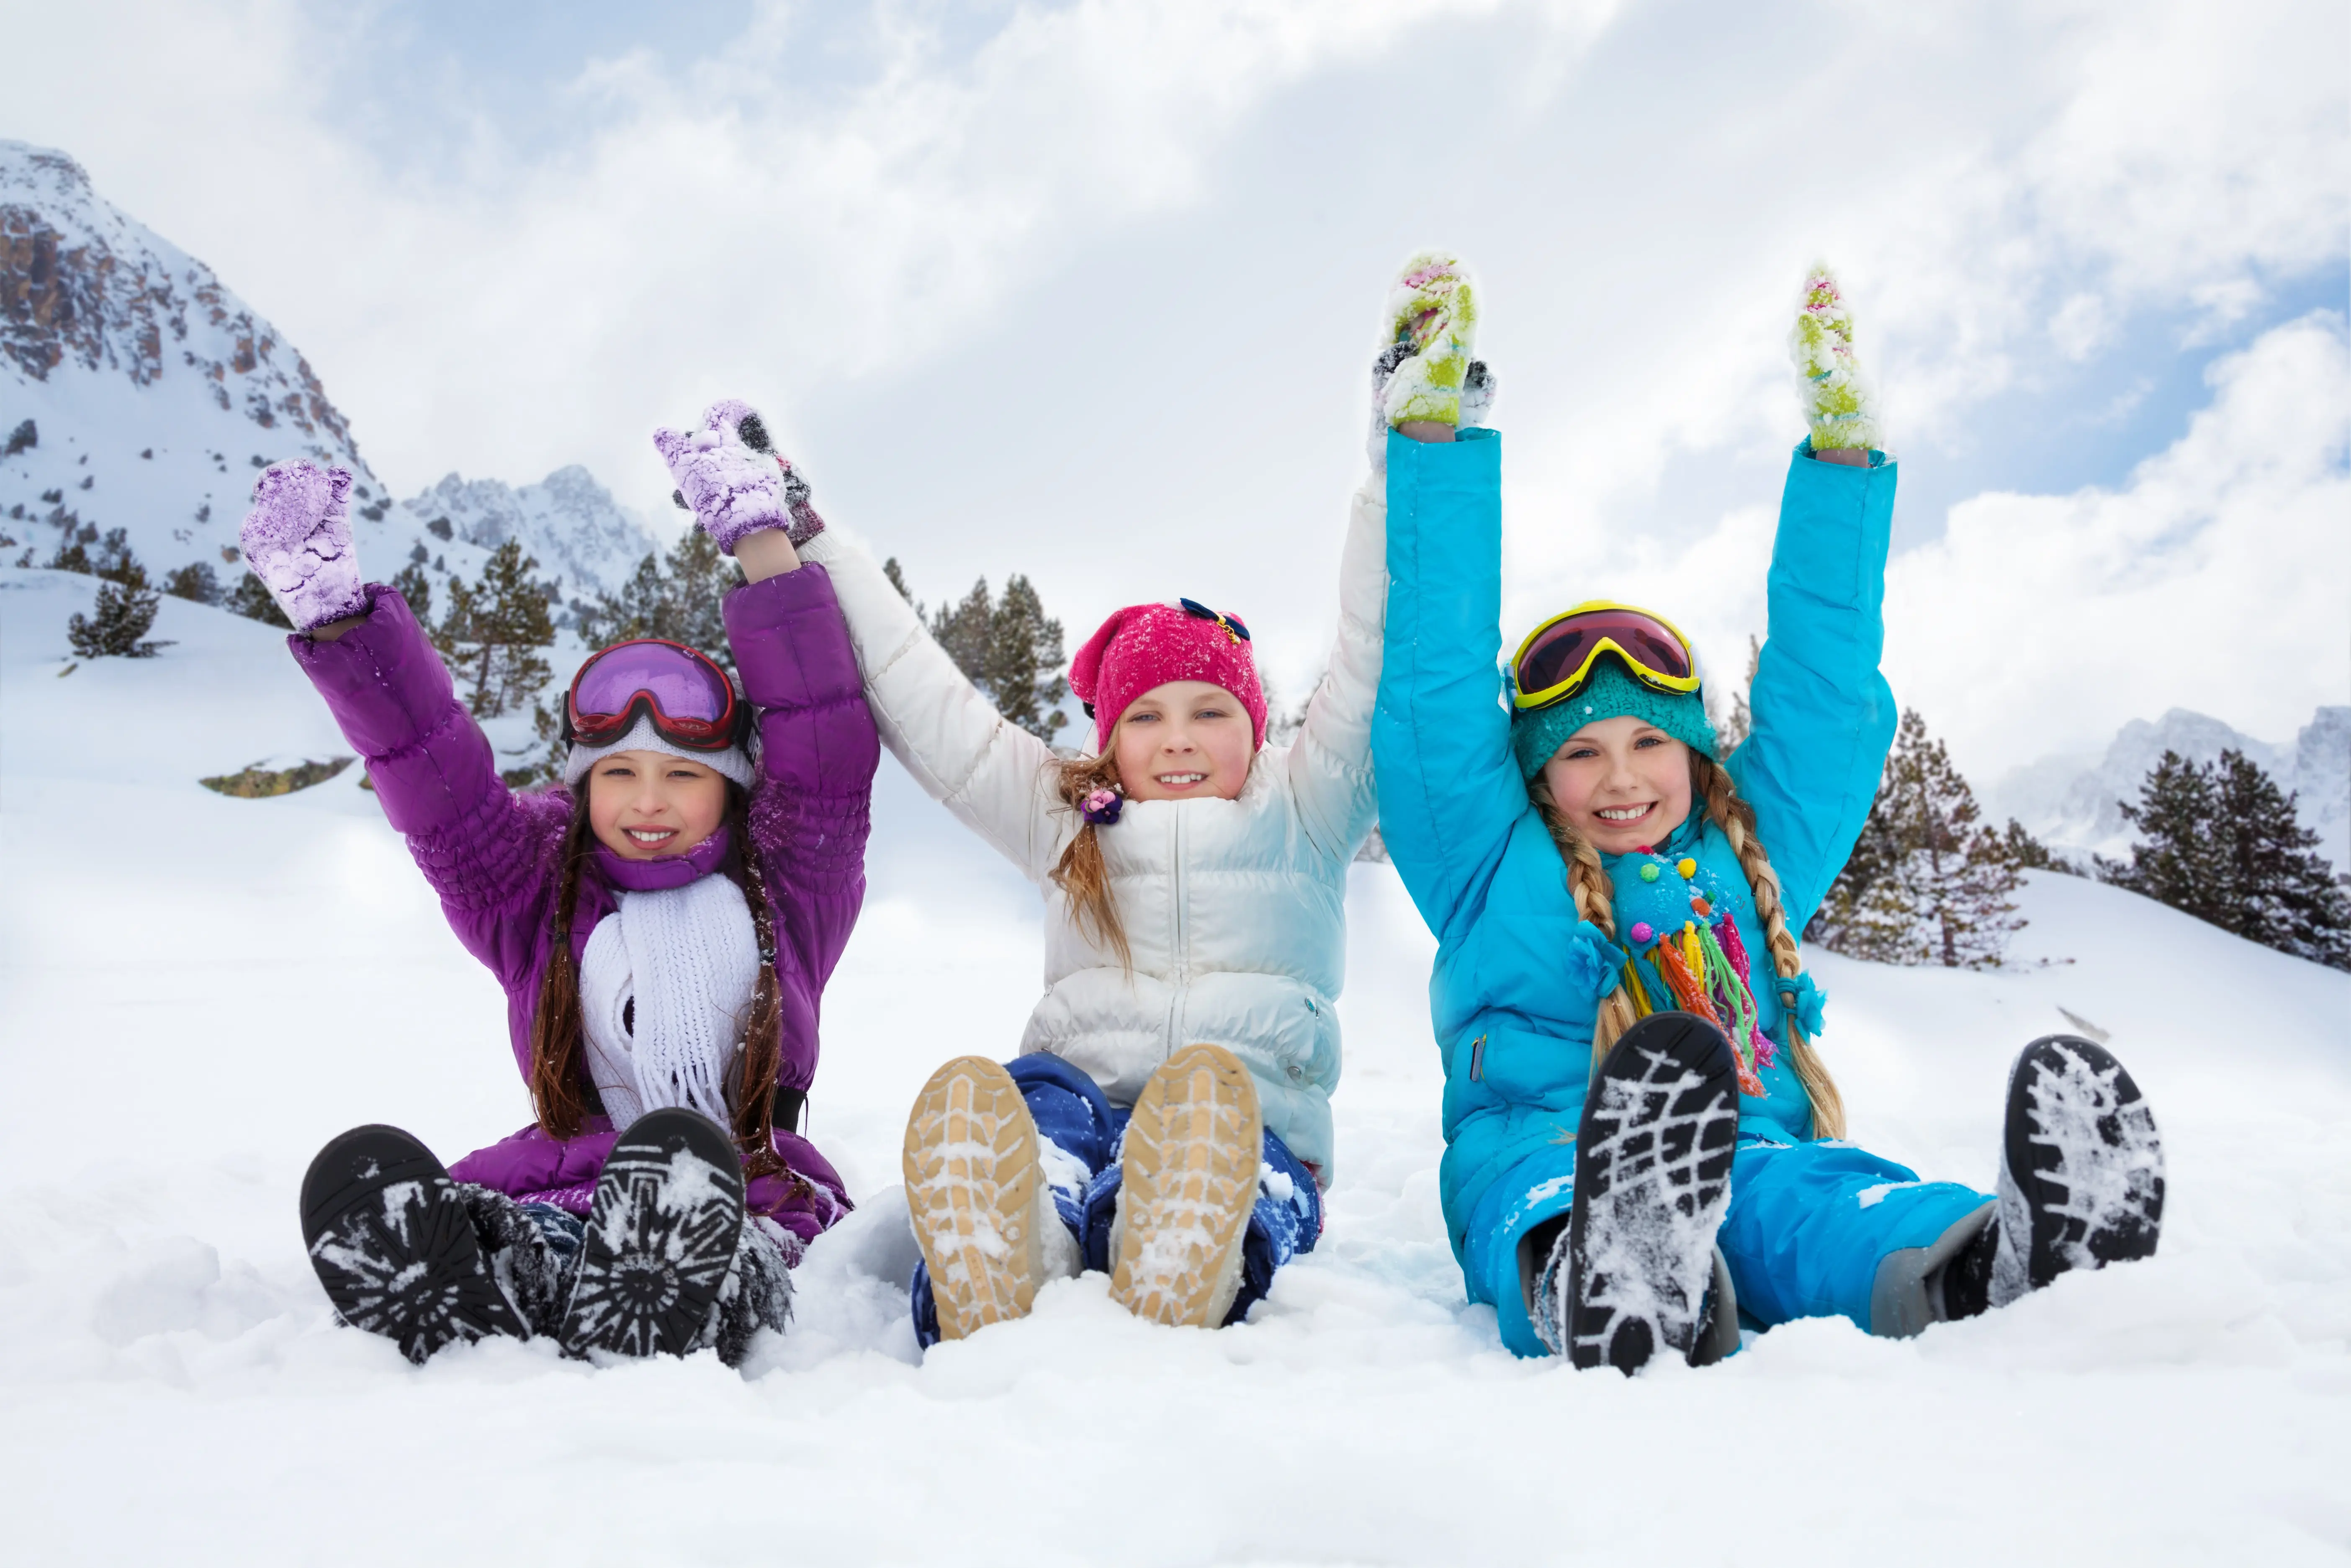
653, 400, 825, 553
239, 461, 366, 631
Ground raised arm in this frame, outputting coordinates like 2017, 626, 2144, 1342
243, 461, 563, 986
1280, 470, 1386, 861
796, 528, 1068, 880
1727, 265, 1900, 928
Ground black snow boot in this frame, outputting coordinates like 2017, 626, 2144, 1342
1939, 1035, 2166, 1319
1558, 1012, 1742, 1374
558, 1108, 746, 1359
301, 1125, 527, 1362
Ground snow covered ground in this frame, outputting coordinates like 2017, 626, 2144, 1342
3, 568, 2347, 1566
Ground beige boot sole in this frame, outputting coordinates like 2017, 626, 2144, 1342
902, 1056, 1046, 1341
1111, 1044, 1263, 1328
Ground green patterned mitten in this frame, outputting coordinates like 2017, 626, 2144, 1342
1381, 251, 1478, 428
1789, 264, 1879, 453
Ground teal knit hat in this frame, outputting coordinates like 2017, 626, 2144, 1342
1510, 655, 1718, 779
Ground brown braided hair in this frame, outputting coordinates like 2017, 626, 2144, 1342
1047, 752, 1132, 971
526, 786, 792, 1172
1528, 750, 1847, 1140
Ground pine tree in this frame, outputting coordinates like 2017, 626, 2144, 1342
1812, 707, 2024, 968
2216, 751, 2351, 969
2098, 751, 2231, 927
987, 574, 1069, 742
921, 574, 1071, 744
68, 579, 167, 658
2002, 817, 2073, 874
930, 579, 994, 685
391, 563, 433, 624
579, 530, 737, 674
435, 540, 555, 718
2103, 749, 2350, 969
90, 528, 146, 589
226, 570, 293, 628
882, 556, 915, 603
162, 561, 223, 605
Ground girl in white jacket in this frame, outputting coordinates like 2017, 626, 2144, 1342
796, 257, 1487, 1341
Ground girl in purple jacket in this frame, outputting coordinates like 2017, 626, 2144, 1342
248, 401, 879, 1367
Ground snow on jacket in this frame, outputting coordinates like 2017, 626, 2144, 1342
796, 482, 1386, 1180
1371, 429, 1898, 1262
289, 568, 880, 1242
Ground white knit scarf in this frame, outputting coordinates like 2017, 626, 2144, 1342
578, 873, 760, 1128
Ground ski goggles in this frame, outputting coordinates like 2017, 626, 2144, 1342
563, 638, 747, 752
1510, 601, 1701, 711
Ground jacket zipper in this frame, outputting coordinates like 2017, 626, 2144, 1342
1166, 805, 1188, 1048
1469, 1034, 1487, 1082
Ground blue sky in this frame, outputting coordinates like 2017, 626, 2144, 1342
9, 0, 2346, 776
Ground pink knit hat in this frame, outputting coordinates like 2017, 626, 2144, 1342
1069, 598, 1268, 753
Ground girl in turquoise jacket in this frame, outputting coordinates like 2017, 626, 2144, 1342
1373, 261, 2168, 1370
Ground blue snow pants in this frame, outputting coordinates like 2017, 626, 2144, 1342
1465, 1132, 1993, 1358
911, 1054, 1322, 1347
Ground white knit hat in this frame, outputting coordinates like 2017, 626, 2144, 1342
563, 713, 756, 790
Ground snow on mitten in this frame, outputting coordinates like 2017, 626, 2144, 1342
653, 399, 823, 554
1789, 263, 1880, 454
1381, 251, 1478, 428
1367, 252, 1492, 470
238, 460, 366, 631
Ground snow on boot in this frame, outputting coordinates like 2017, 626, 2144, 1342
901, 1056, 1064, 1341
1980, 1035, 2166, 1310
301, 1125, 526, 1363
1562, 1013, 1741, 1375
1110, 1043, 1262, 1328
559, 1108, 745, 1359
1788, 262, 1880, 455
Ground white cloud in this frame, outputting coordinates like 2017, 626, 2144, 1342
1882, 311, 2350, 779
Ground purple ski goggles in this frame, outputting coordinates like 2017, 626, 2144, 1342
563, 638, 747, 753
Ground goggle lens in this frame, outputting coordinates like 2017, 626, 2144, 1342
567, 640, 740, 750
1515, 607, 1694, 700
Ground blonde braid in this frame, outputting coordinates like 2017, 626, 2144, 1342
1529, 777, 1641, 1076
1689, 754, 1847, 1139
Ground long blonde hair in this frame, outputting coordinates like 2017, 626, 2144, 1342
1530, 751, 1847, 1139
1047, 753, 1132, 971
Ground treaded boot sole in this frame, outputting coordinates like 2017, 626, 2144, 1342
1991, 1035, 2166, 1306
1111, 1044, 1262, 1328
300, 1125, 525, 1363
560, 1108, 745, 1359
1566, 1014, 1740, 1375
902, 1056, 1048, 1341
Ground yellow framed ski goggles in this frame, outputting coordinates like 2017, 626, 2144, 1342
1510, 601, 1703, 711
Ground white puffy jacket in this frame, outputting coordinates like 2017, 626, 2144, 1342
798, 478, 1384, 1178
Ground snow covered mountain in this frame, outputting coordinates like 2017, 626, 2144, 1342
392, 464, 669, 617
0, 140, 661, 611
1988, 706, 2351, 875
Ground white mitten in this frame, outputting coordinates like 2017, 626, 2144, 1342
238, 461, 366, 631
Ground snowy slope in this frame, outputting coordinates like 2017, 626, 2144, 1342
1989, 705, 2351, 875
0, 141, 661, 612
1, 574, 2347, 1566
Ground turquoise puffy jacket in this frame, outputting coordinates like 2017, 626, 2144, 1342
1371, 429, 1899, 1267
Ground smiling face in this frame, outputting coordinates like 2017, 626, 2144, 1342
585, 749, 730, 859
1109, 680, 1255, 802
1538, 715, 1695, 855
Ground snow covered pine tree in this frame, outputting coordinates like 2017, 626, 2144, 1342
432, 539, 555, 719
1812, 708, 2024, 968
2101, 748, 2351, 970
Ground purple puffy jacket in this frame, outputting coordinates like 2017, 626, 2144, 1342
291, 566, 880, 1243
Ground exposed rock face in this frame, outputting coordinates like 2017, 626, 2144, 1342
0, 140, 658, 612
1, 144, 366, 464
